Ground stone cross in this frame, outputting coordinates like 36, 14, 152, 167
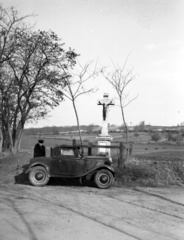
97, 93, 114, 136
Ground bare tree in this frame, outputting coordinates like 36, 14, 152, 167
103, 59, 137, 148
61, 61, 103, 146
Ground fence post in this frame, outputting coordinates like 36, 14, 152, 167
119, 142, 124, 169
88, 142, 92, 156
73, 139, 76, 146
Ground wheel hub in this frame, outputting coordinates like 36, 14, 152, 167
99, 174, 109, 184
35, 172, 44, 181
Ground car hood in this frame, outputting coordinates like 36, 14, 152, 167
85, 155, 111, 163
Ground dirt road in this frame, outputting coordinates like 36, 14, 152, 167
0, 183, 184, 240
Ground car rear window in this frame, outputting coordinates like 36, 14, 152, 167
60, 149, 74, 156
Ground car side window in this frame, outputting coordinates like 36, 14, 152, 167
60, 149, 74, 156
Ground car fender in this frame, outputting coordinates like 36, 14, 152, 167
84, 164, 115, 178
25, 162, 51, 177
93, 165, 115, 175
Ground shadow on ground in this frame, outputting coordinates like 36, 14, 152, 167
48, 178, 95, 188
14, 164, 30, 185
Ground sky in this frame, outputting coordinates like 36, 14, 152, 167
2, 0, 184, 127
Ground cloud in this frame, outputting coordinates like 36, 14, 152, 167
145, 40, 184, 52
145, 43, 157, 50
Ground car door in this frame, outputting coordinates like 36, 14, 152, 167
73, 157, 85, 176
58, 148, 77, 176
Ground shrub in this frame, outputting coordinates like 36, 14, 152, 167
134, 131, 139, 137
115, 158, 184, 187
167, 132, 183, 143
176, 134, 183, 143
151, 132, 161, 142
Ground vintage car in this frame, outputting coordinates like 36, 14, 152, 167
26, 145, 115, 189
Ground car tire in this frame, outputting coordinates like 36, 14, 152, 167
94, 169, 114, 189
29, 166, 49, 186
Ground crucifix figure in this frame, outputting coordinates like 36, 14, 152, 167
97, 93, 114, 136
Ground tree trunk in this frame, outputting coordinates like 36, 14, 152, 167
0, 127, 3, 154
1, 120, 24, 154
120, 99, 129, 144
12, 127, 24, 154
2, 124, 13, 153
120, 99, 129, 163
72, 100, 83, 146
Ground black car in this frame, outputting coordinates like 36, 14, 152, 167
26, 145, 115, 189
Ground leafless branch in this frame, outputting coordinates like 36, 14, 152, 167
103, 56, 137, 147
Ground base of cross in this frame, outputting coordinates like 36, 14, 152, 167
96, 135, 113, 156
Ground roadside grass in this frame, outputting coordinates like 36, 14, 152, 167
0, 152, 31, 184
114, 156, 184, 187
1, 151, 184, 188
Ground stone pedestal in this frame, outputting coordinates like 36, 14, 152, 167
96, 135, 113, 156
100, 120, 108, 136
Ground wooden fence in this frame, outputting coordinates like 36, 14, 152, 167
72, 139, 132, 169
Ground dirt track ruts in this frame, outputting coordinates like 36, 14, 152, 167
0, 183, 184, 240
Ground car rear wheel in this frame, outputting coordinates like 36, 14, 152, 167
29, 166, 49, 186
94, 169, 114, 189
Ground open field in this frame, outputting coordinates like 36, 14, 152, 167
20, 133, 184, 161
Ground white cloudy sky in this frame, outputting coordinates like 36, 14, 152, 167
2, 0, 184, 127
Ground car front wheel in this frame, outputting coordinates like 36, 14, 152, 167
94, 169, 114, 189
29, 166, 49, 186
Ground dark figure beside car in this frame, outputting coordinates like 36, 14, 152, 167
34, 139, 46, 157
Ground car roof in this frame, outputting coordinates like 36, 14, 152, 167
53, 145, 81, 149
